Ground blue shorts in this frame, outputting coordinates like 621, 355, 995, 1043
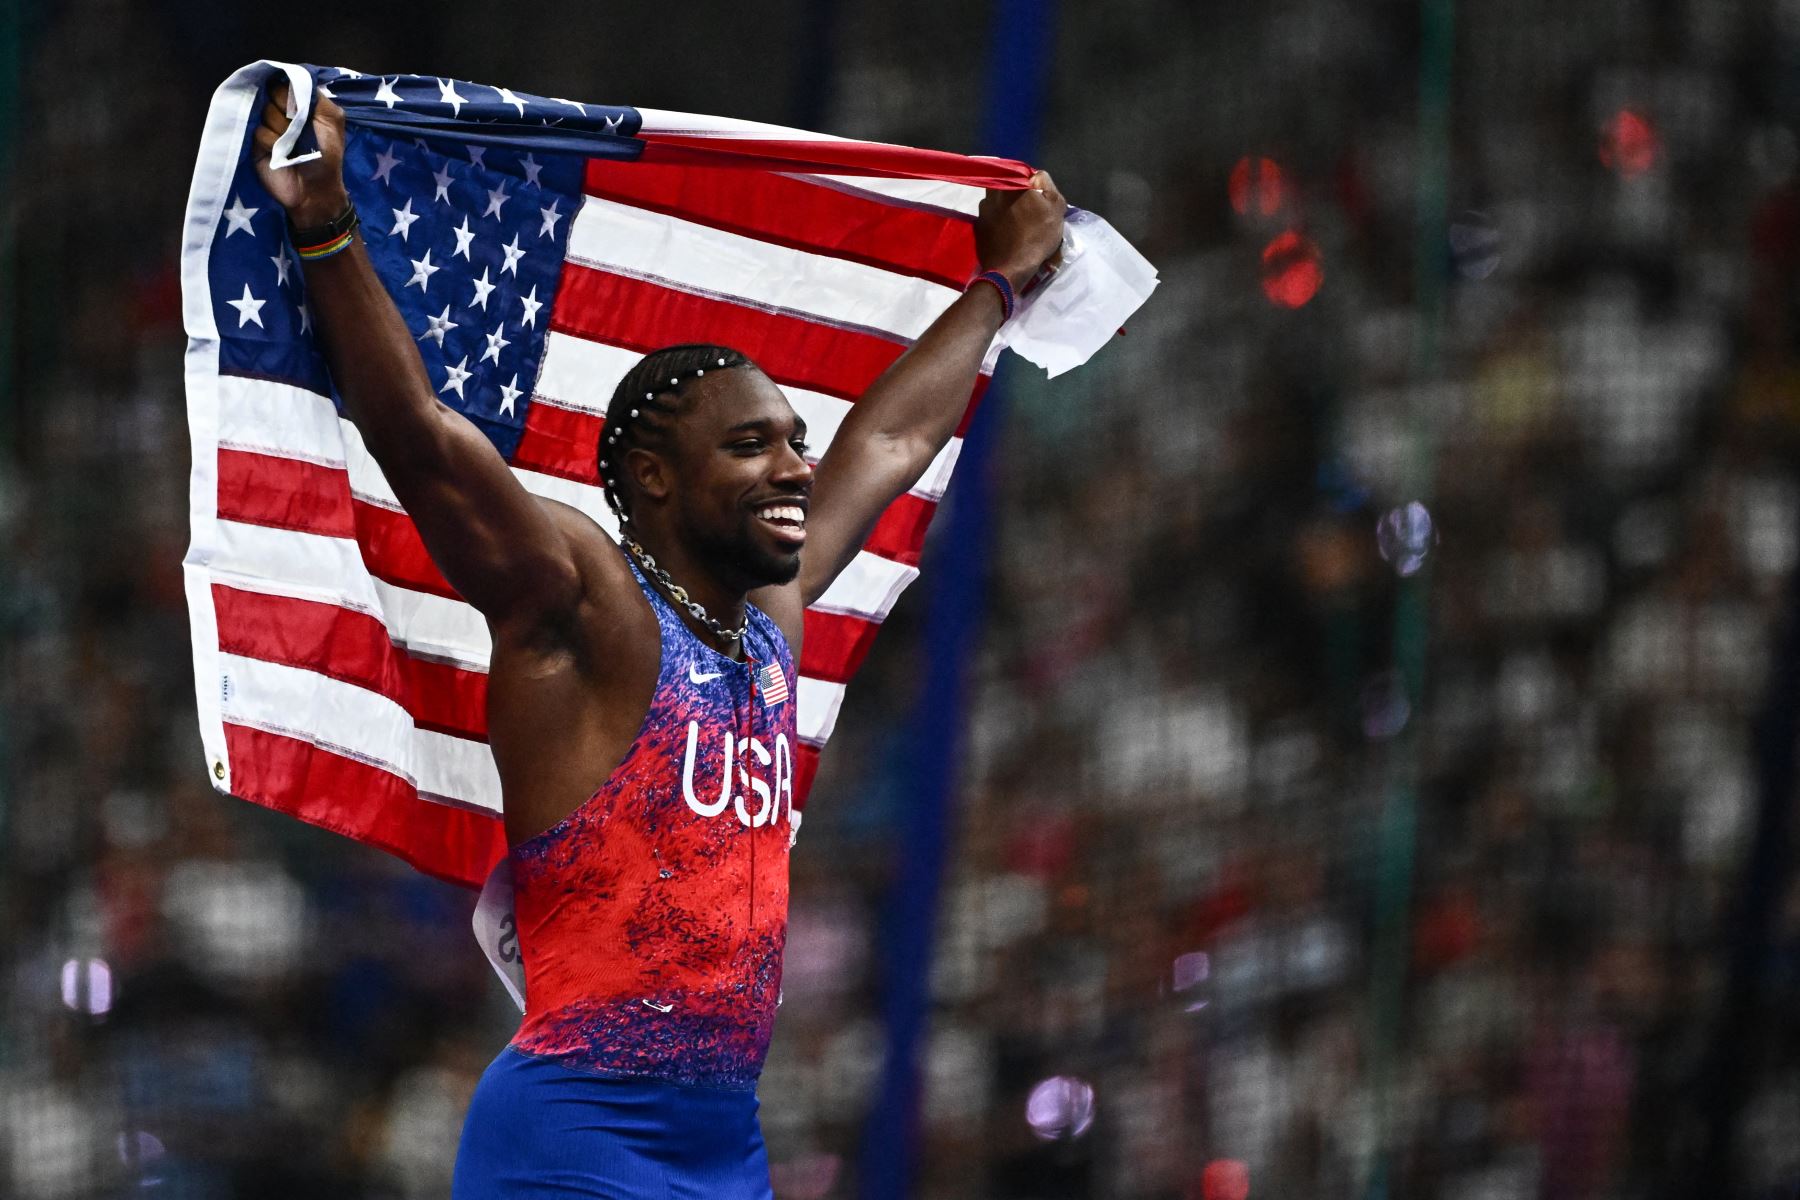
451, 1048, 773, 1199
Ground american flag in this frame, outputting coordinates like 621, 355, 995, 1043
757, 661, 791, 709
181, 61, 1034, 890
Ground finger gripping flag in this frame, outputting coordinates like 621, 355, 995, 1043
181, 61, 1035, 890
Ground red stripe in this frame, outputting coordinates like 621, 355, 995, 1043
551, 266, 908, 402
634, 134, 1035, 192
863, 493, 936, 567
799, 610, 881, 684
213, 584, 488, 741
215, 449, 463, 600
583, 161, 980, 290
514, 399, 603, 483
224, 723, 504, 890
793, 743, 820, 811
217, 448, 355, 538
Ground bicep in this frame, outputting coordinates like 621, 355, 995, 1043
382, 402, 583, 624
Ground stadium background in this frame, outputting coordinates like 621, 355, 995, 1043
6, 0, 1800, 1196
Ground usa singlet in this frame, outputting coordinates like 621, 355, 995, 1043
452, 559, 796, 1199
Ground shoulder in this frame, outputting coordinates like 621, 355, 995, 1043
520, 498, 658, 658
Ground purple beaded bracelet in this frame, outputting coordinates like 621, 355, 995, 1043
968, 269, 1017, 321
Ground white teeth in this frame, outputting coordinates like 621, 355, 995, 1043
756, 503, 805, 526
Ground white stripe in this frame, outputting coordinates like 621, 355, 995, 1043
219, 653, 502, 813
535, 335, 962, 501
214, 374, 620, 536
565, 196, 960, 342
208, 519, 493, 668
794, 174, 984, 217
812, 550, 919, 622
633, 109, 847, 141
795, 676, 847, 746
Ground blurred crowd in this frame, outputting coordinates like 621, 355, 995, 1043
8, 0, 1800, 1197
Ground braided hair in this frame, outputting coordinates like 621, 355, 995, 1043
598, 343, 755, 527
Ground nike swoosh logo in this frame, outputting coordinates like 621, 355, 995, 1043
688, 663, 723, 685
641, 998, 674, 1013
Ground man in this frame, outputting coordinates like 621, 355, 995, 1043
252, 83, 1063, 1197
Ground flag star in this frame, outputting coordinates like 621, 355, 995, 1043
499, 373, 523, 417
518, 285, 543, 327
482, 183, 510, 219
450, 215, 477, 260
389, 196, 420, 241
336, 66, 365, 78
499, 233, 527, 275
371, 146, 401, 185
317, 81, 336, 99
468, 145, 487, 167
481, 323, 512, 364
432, 163, 455, 204
222, 194, 258, 237
478, 323, 514, 367
419, 304, 458, 347
440, 355, 472, 398
538, 200, 562, 239
553, 96, 587, 114
226, 283, 266, 328
375, 76, 402, 108
298, 303, 311, 333
496, 86, 527, 116
521, 153, 544, 187
603, 114, 624, 133
470, 267, 497, 309
437, 77, 468, 116
405, 249, 441, 291
270, 244, 293, 286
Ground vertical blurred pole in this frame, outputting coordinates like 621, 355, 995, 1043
1363, 1, 1453, 1198
857, 1, 1054, 1196
1686, 557, 1800, 1191
786, 0, 842, 131
0, 0, 23, 843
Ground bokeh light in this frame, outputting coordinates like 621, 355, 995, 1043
1260, 231, 1323, 308
116, 1131, 166, 1184
1599, 109, 1658, 176
1448, 209, 1501, 280
1360, 672, 1412, 739
1375, 501, 1436, 576
1229, 156, 1286, 217
1025, 1075, 1096, 1141
1173, 950, 1211, 1011
1202, 1158, 1251, 1200
58, 957, 114, 1017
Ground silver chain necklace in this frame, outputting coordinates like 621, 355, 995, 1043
624, 538, 749, 647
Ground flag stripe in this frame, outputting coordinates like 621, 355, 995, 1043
224, 722, 505, 887
581, 161, 979, 289
213, 583, 490, 740
795, 675, 847, 745
565, 195, 962, 342
211, 518, 493, 667
633, 134, 1034, 192
799, 610, 885, 685
220, 652, 503, 812
550, 265, 907, 403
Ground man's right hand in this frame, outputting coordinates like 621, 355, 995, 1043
251, 81, 351, 229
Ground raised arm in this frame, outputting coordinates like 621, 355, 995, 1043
793, 172, 1066, 608
252, 85, 589, 633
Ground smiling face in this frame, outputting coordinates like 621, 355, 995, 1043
625, 367, 814, 589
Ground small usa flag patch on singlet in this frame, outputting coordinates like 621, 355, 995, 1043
757, 662, 790, 708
